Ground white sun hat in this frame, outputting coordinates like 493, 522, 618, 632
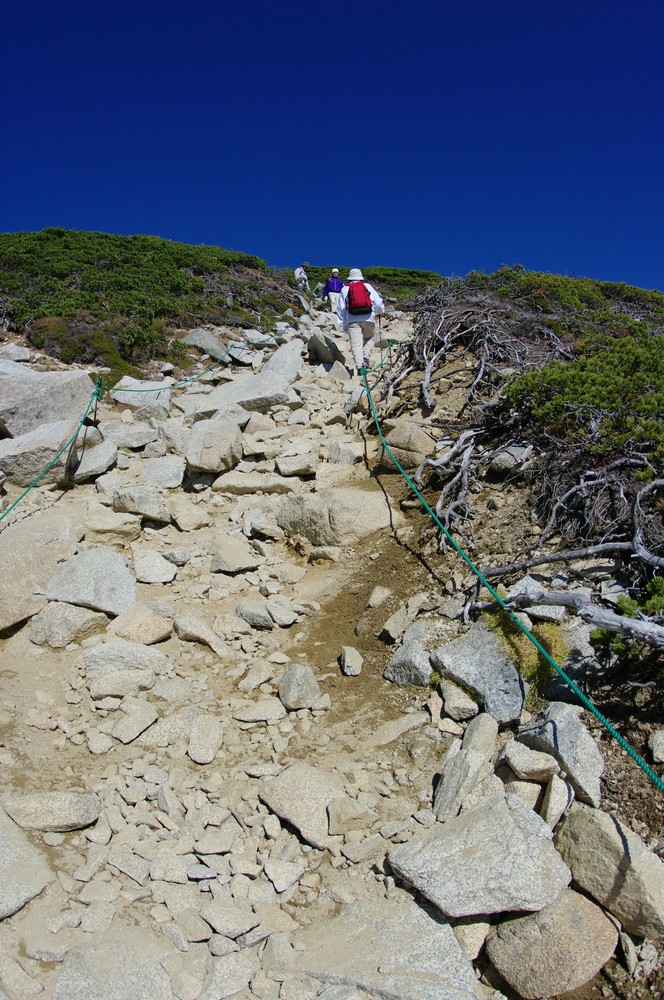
347, 268, 364, 281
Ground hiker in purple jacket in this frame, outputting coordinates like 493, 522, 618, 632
322, 268, 344, 313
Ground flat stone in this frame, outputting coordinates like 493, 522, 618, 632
166, 495, 211, 531
381, 420, 434, 471
276, 453, 319, 477
46, 548, 137, 616
236, 600, 273, 630
555, 802, 664, 938
185, 419, 243, 473
140, 454, 185, 488
212, 471, 296, 495
198, 948, 257, 1000
112, 484, 172, 523
263, 858, 305, 893
519, 702, 604, 806
389, 794, 571, 918
462, 713, 499, 760
199, 898, 258, 938
440, 680, 479, 721
649, 728, 664, 764
433, 748, 489, 823
485, 888, 619, 998
71, 439, 117, 483
194, 817, 243, 855
3, 791, 101, 832
192, 340, 304, 417
0, 344, 30, 362
367, 585, 391, 608
0, 807, 53, 919
384, 636, 432, 687
100, 421, 158, 449
233, 698, 286, 723
84, 510, 142, 545
173, 611, 227, 656
187, 715, 223, 765
0, 513, 82, 631
539, 773, 575, 829
293, 898, 487, 1000
183, 327, 229, 360
366, 712, 429, 747
501, 739, 560, 781
83, 639, 168, 679
430, 622, 527, 724
52, 929, 174, 999
112, 699, 158, 744
259, 761, 346, 850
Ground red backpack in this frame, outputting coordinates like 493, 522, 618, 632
347, 281, 372, 315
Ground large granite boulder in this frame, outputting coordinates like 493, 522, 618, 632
0, 808, 53, 919
389, 794, 570, 918
277, 485, 404, 546
430, 622, 527, 725
110, 376, 172, 409
0, 362, 94, 436
293, 897, 488, 1000
46, 549, 137, 616
519, 702, 604, 806
0, 419, 79, 486
0, 513, 83, 631
52, 930, 175, 1000
258, 762, 346, 850
189, 340, 304, 416
185, 419, 243, 473
3, 791, 102, 832
380, 419, 434, 471
485, 888, 618, 998
555, 802, 664, 938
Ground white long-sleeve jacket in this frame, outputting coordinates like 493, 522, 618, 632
336, 282, 385, 331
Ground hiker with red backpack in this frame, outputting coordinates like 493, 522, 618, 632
336, 268, 385, 376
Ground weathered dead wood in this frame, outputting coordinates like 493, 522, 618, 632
482, 542, 634, 579
473, 585, 664, 651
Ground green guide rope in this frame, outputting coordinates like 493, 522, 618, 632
359, 367, 664, 795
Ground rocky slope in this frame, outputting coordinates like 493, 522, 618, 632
0, 302, 662, 1000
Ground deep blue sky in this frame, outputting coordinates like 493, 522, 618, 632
2, 1, 662, 289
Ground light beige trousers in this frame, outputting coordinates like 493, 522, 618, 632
346, 321, 375, 370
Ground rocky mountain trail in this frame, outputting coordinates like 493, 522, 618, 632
0, 300, 662, 999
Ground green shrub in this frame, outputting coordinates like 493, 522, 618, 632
0, 229, 294, 372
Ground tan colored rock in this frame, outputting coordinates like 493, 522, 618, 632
108, 603, 173, 644
555, 802, 664, 938
380, 419, 434, 470
277, 484, 405, 547
486, 888, 618, 998
84, 510, 142, 545
166, 496, 211, 531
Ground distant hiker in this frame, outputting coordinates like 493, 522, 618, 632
322, 267, 344, 313
336, 268, 385, 375
294, 262, 311, 295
